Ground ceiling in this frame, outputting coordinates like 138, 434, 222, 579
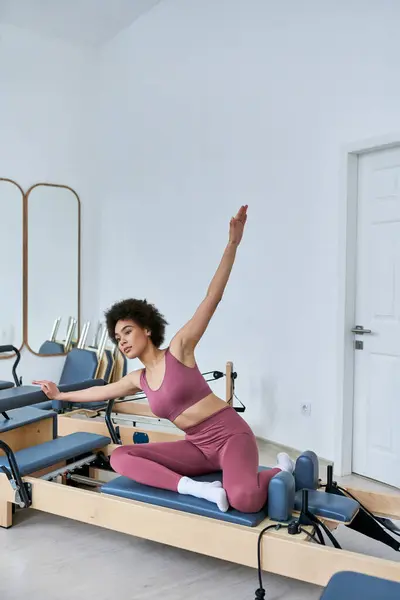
0, 0, 163, 46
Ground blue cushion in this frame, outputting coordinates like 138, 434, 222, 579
268, 470, 295, 521
0, 432, 110, 476
0, 379, 105, 412
59, 349, 98, 385
51, 350, 101, 411
295, 450, 319, 490
0, 381, 14, 391
321, 571, 400, 599
0, 406, 56, 433
101, 469, 273, 527
0, 385, 49, 411
31, 401, 53, 411
294, 490, 359, 523
38, 341, 65, 355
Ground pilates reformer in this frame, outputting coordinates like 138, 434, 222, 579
0, 387, 400, 598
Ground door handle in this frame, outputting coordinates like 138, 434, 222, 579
351, 325, 372, 335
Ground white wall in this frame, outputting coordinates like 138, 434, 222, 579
0, 25, 100, 385
2, 1, 400, 463
97, 0, 400, 461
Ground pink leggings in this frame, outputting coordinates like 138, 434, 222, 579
110, 405, 280, 513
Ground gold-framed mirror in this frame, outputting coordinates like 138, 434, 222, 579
0, 178, 24, 358
25, 183, 80, 356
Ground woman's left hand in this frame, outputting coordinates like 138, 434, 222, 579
229, 205, 248, 246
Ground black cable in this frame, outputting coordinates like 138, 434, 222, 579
254, 521, 322, 598
255, 524, 286, 599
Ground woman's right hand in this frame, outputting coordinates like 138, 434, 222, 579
32, 380, 61, 400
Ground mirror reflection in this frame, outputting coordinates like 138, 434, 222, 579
0, 178, 23, 355
26, 184, 80, 355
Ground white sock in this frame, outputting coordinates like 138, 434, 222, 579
274, 452, 295, 473
177, 477, 229, 512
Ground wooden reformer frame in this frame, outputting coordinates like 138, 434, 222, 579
1, 447, 400, 587
1, 388, 400, 589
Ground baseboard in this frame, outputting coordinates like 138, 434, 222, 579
255, 436, 332, 466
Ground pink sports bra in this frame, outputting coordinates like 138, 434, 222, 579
139, 348, 213, 421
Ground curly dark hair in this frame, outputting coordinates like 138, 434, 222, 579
105, 298, 168, 348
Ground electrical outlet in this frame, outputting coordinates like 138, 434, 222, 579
301, 403, 311, 416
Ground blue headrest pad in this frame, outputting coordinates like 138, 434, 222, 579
294, 490, 359, 523
321, 571, 400, 599
268, 470, 295, 521
0, 432, 110, 476
101, 469, 272, 527
0, 406, 56, 433
59, 348, 98, 386
53, 350, 104, 410
0, 379, 105, 412
38, 341, 65, 355
295, 450, 319, 491
0, 381, 14, 391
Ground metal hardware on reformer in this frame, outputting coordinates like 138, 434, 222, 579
67, 474, 103, 487
0, 440, 31, 507
40, 453, 98, 481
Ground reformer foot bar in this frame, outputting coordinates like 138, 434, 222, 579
0, 394, 399, 593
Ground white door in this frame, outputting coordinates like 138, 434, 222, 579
352, 145, 400, 488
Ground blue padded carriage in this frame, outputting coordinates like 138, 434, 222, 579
321, 572, 400, 599
0, 380, 14, 391
102, 468, 294, 527
101, 458, 360, 527
0, 431, 110, 476
0, 380, 110, 491
0, 379, 105, 413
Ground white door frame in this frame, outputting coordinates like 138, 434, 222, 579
335, 132, 400, 477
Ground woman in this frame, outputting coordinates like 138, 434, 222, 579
34, 205, 294, 513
